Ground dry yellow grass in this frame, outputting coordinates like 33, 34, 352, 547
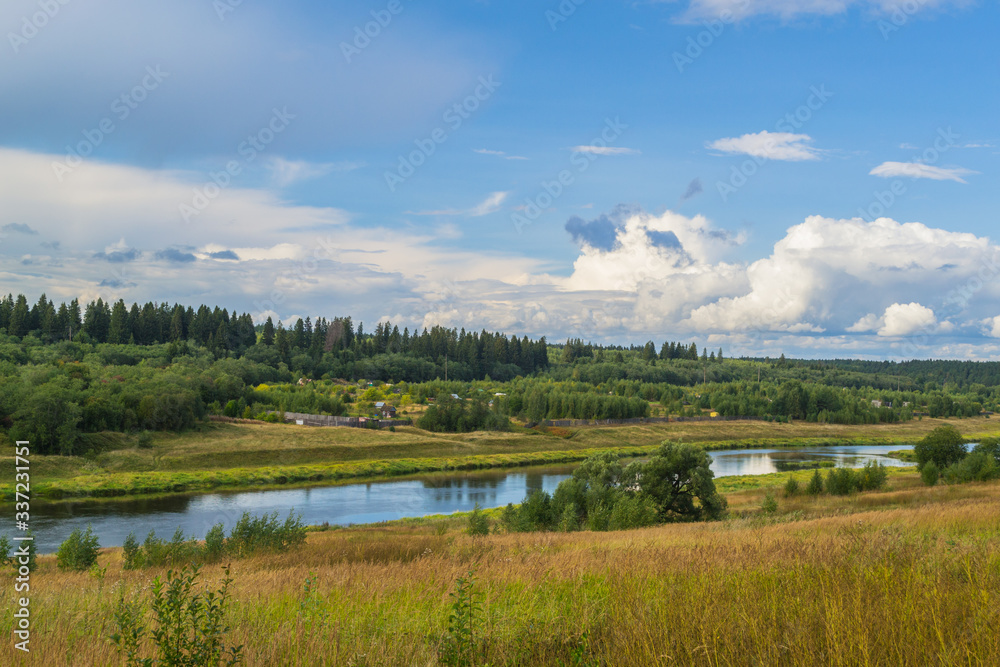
3, 475, 999, 665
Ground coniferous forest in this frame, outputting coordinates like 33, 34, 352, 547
2, 292, 999, 455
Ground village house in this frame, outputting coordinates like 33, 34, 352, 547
375, 402, 397, 419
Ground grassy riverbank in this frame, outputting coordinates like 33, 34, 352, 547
4, 471, 999, 665
2, 416, 997, 501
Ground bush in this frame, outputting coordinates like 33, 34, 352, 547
607, 495, 659, 530
227, 510, 305, 557
914, 425, 966, 470
204, 523, 227, 561
466, 503, 490, 537
760, 490, 778, 514
111, 564, 243, 666
943, 451, 999, 484
122, 532, 143, 570
806, 468, 824, 495
56, 526, 100, 571
921, 460, 940, 486
825, 468, 856, 496
856, 461, 888, 491
783, 476, 800, 497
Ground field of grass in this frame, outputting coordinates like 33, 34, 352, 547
2, 416, 998, 501
3, 471, 998, 665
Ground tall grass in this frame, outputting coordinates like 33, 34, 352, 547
3, 476, 999, 665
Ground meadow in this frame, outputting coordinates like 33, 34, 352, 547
4, 416, 999, 501
2, 470, 998, 665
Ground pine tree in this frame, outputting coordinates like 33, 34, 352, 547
262, 317, 275, 345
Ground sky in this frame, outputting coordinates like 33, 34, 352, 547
0, 0, 997, 360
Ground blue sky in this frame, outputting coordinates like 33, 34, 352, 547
1, 0, 997, 359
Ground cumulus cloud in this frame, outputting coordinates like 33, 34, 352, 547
877, 302, 938, 337
685, 215, 999, 338
986, 316, 1000, 339
869, 161, 977, 183
207, 250, 240, 261
707, 131, 823, 161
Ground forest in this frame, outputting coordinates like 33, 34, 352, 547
1, 292, 998, 453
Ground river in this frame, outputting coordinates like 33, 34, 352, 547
25, 443, 915, 552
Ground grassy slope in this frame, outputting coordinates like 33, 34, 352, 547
3, 416, 998, 500
4, 472, 999, 665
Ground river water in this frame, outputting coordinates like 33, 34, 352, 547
24, 443, 914, 552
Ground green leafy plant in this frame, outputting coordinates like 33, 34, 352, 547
806, 468, 824, 495
466, 503, 490, 537
440, 570, 480, 667
56, 526, 101, 571
760, 490, 778, 515
122, 531, 144, 570
921, 460, 940, 486
783, 476, 800, 497
111, 564, 244, 667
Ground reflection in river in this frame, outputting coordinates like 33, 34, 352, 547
25, 443, 916, 552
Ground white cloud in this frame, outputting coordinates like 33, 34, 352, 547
707, 131, 823, 161
408, 191, 510, 217
569, 146, 641, 156
986, 316, 1000, 338
675, 0, 973, 23
685, 215, 999, 336
473, 149, 528, 160
878, 302, 938, 337
869, 161, 977, 183
266, 157, 364, 187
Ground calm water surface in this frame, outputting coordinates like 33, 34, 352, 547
25, 443, 917, 552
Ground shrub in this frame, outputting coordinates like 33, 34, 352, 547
806, 469, 824, 495
111, 564, 243, 666
607, 495, 659, 530
439, 570, 480, 667
825, 468, 856, 496
921, 460, 940, 486
122, 532, 143, 570
761, 491, 778, 515
943, 451, 999, 484
56, 526, 101, 571
204, 523, 227, 561
783, 476, 800, 497
914, 425, 966, 470
227, 510, 305, 557
466, 503, 490, 537
856, 461, 888, 491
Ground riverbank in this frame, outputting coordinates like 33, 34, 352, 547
7, 471, 1000, 665
2, 416, 996, 502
